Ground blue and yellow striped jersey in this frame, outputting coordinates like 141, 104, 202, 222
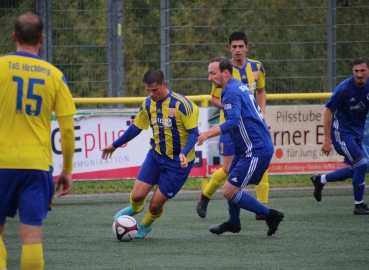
0, 52, 76, 170
133, 91, 199, 162
211, 58, 265, 123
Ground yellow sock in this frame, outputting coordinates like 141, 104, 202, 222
203, 167, 228, 199
141, 209, 163, 227
255, 171, 269, 205
130, 192, 146, 213
21, 244, 44, 270
0, 237, 6, 269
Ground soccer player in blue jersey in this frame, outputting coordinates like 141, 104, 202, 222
197, 32, 269, 220
198, 56, 284, 236
0, 13, 76, 270
101, 69, 199, 239
311, 57, 369, 215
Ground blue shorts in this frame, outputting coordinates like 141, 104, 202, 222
332, 135, 365, 165
137, 150, 194, 199
228, 154, 272, 188
0, 168, 54, 226
219, 133, 235, 156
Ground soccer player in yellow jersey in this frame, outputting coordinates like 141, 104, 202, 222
101, 69, 199, 239
0, 13, 76, 270
197, 32, 269, 220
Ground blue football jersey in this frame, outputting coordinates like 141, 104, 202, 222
220, 79, 274, 157
326, 77, 369, 138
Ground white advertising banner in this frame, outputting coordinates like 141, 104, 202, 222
207, 104, 348, 176
52, 105, 358, 180
51, 108, 209, 180
266, 104, 345, 174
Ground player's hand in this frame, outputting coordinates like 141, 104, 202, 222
179, 153, 188, 168
197, 131, 209, 146
101, 144, 117, 159
55, 172, 72, 197
321, 140, 332, 156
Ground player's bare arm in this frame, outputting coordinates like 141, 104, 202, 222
101, 144, 117, 159
321, 108, 333, 156
55, 172, 72, 197
256, 87, 266, 117
211, 96, 222, 109
198, 126, 222, 146
179, 153, 188, 168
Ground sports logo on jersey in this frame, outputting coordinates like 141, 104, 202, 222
223, 103, 232, 110
167, 192, 173, 197
168, 108, 176, 117
247, 82, 256, 91
252, 71, 259, 80
350, 97, 356, 102
239, 85, 250, 92
231, 177, 238, 183
350, 101, 366, 111
157, 108, 162, 113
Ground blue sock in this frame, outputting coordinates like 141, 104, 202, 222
326, 167, 354, 182
230, 191, 270, 218
227, 200, 240, 223
352, 160, 367, 202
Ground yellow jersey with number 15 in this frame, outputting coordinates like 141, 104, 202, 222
0, 52, 76, 171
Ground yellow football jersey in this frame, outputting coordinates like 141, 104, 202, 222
133, 91, 199, 162
211, 58, 265, 123
0, 52, 76, 170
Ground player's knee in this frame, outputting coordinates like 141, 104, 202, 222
148, 203, 164, 215
221, 183, 236, 200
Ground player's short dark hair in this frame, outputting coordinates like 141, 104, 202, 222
14, 12, 43, 45
352, 57, 369, 68
209, 56, 233, 75
143, 69, 165, 85
229, 31, 248, 45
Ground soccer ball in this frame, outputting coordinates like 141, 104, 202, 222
112, 215, 138, 242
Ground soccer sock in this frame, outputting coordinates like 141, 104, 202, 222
203, 167, 228, 199
141, 209, 163, 227
325, 167, 354, 183
352, 160, 367, 202
231, 191, 270, 218
0, 237, 6, 269
255, 171, 269, 205
21, 244, 44, 270
130, 192, 146, 213
227, 200, 240, 223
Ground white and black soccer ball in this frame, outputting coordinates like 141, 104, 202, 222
112, 215, 138, 242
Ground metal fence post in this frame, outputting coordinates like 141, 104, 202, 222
327, 0, 336, 92
107, 0, 125, 108
35, 0, 52, 63
161, 0, 170, 87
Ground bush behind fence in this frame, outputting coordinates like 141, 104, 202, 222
1, 0, 368, 108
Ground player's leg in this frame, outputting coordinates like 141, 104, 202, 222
351, 158, 369, 214
136, 152, 193, 239
197, 133, 234, 218
20, 224, 44, 270
18, 169, 54, 270
0, 170, 9, 270
254, 171, 269, 220
114, 150, 159, 220
311, 167, 354, 202
210, 155, 284, 236
0, 225, 6, 270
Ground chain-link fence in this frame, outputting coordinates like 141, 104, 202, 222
1, 0, 368, 108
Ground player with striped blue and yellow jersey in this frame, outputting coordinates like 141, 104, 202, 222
101, 69, 199, 239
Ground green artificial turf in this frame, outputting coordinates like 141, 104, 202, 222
3, 187, 368, 270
